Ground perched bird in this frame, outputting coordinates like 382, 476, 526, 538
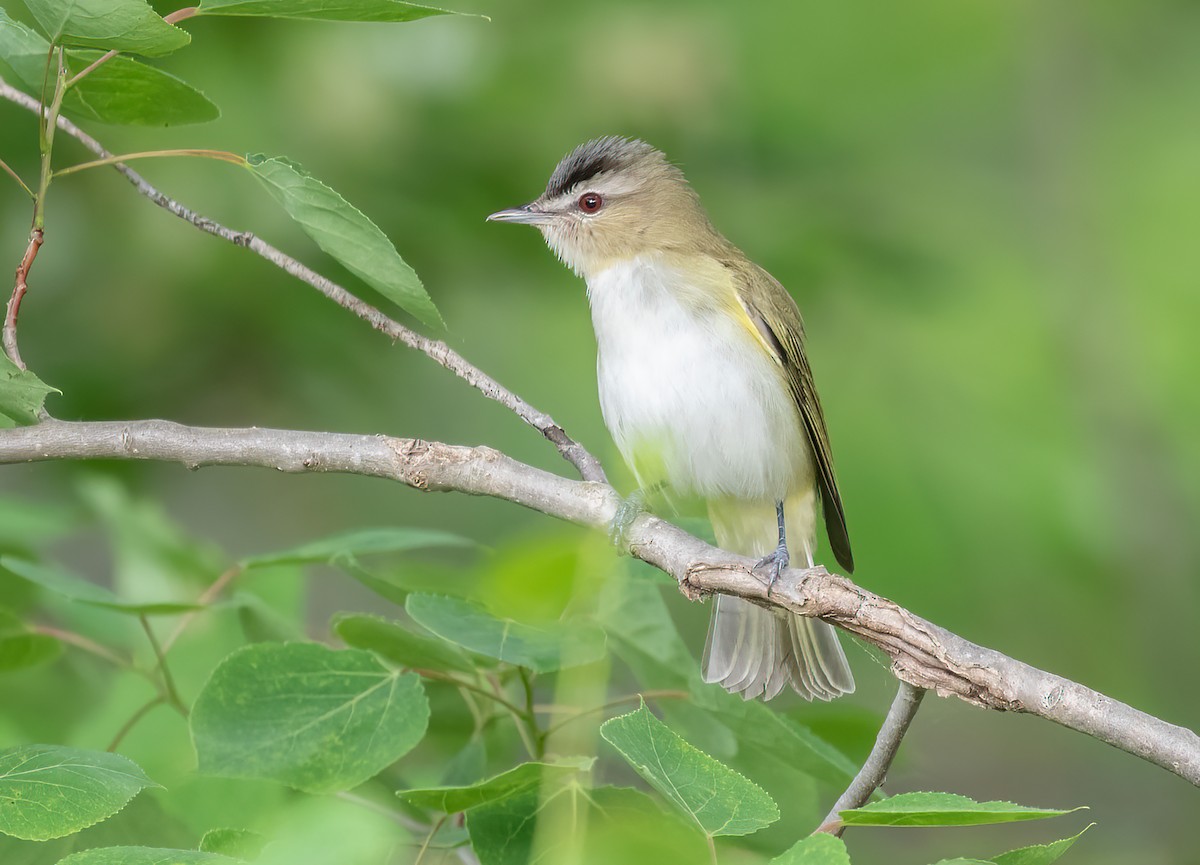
489, 137, 854, 701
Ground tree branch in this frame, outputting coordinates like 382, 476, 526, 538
0, 77, 606, 485
816, 682, 926, 835
1, 417, 1196, 787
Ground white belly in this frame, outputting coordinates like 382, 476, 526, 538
588, 255, 812, 502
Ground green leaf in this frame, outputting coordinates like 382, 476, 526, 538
0, 745, 159, 841
839, 792, 1083, 828
67, 52, 219, 126
466, 783, 707, 865
466, 787, 540, 865
397, 759, 590, 813
0, 16, 214, 126
991, 825, 1093, 865
190, 642, 429, 793
245, 154, 442, 328
770, 834, 851, 865
0, 555, 201, 614
0, 10, 51, 92
25, 0, 189, 55
0, 354, 58, 428
406, 593, 605, 672
600, 701, 778, 837
242, 526, 469, 569
0, 609, 61, 671
333, 612, 475, 674
198, 828, 267, 859
197, 0, 456, 22
56, 848, 244, 864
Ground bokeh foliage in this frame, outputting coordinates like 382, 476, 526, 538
0, 0, 1197, 863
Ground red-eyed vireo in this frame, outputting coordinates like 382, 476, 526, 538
489, 137, 854, 702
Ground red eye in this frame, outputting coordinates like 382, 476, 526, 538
578, 192, 603, 213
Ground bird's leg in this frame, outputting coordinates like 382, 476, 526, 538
608, 483, 665, 552
755, 501, 790, 587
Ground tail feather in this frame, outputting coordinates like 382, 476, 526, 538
703, 496, 855, 702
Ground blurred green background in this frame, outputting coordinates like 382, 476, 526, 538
1, 0, 1198, 862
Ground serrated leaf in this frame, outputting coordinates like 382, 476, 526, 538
770, 834, 851, 865
991, 825, 1093, 865
245, 154, 442, 327
840, 792, 1082, 828
0, 354, 59, 428
25, 0, 189, 55
66, 52, 219, 126
600, 701, 778, 837
334, 613, 475, 674
197, 0, 456, 22
242, 526, 469, 569
0, 555, 201, 614
406, 593, 605, 673
198, 828, 266, 859
56, 848, 244, 864
0, 746, 159, 841
398, 759, 590, 813
190, 642, 429, 793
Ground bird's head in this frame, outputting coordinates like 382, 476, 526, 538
488, 137, 716, 279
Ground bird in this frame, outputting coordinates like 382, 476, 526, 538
488, 136, 854, 701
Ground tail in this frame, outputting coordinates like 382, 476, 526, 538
702, 496, 854, 701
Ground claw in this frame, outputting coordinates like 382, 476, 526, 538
755, 540, 790, 589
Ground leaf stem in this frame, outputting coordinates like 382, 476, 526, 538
34, 48, 67, 230
54, 149, 248, 180
518, 667, 545, 758
141, 615, 187, 716
31, 624, 134, 669
161, 562, 244, 654
0, 156, 34, 198
543, 689, 689, 736
107, 695, 166, 751
413, 815, 447, 865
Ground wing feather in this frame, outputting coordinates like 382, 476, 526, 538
724, 258, 854, 573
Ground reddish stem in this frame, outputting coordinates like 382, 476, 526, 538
4, 228, 43, 370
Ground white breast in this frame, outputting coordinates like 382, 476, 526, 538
587, 254, 812, 502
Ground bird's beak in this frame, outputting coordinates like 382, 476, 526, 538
486, 203, 554, 226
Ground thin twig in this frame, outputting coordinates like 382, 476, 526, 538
107, 695, 166, 752
161, 563, 244, 654
0, 156, 34, 198
140, 614, 187, 715
31, 623, 134, 669
543, 689, 690, 736
5, 228, 43, 370
816, 681, 926, 836
413, 815, 447, 865
0, 77, 607, 484
1, 418, 1195, 785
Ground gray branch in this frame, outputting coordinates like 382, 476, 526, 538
1, 418, 1196, 787
817, 682, 926, 835
0, 77, 606, 485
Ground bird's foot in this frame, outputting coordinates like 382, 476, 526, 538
608, 488, 649, 554
755, 540, 790, 590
